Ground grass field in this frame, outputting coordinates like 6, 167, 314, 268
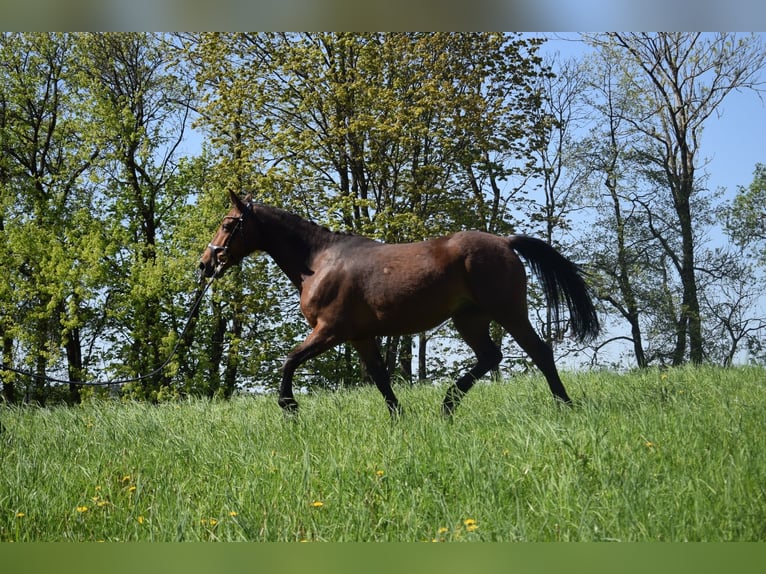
1, 365, 765, 541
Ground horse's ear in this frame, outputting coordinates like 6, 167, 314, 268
229, 190, 247, 212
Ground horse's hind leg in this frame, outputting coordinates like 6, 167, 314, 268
501, 314, 572, 404
352, 339, 401, 417
442, 308, 502, 416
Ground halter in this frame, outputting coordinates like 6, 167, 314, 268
206, 203, 251, 275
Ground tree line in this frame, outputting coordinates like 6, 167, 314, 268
1, 32, 764, 405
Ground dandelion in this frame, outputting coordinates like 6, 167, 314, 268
209, 518, 218, 526
311, 501, 324, 508
376, 469, 385, 477
645, 441, 656, 448
15, 512, 25, 519
437, 527, 448, 534
137, 516, 144, 525
229, 511, 238, 517
463, 518, 478, 532
128, 485, 137, 493
76, 506, 89, 513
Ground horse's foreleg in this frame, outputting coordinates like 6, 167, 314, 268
351, 339, 401, 418
279, 325, 339, 414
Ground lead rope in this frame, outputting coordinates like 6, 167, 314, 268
1, 273, 217, 388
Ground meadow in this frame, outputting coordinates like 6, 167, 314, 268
1, 365, 765, 542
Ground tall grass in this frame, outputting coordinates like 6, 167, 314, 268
1, 365, 765, 541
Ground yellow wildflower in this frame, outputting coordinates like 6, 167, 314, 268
463, 518, 478, 532
229, 511, 238, 517
376, 469, 385, 477
137, 516, 144, 525
15, 512, 25, 518
311, 500, 324, 508
76, 506, 89, 513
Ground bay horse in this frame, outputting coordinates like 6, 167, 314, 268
199, 191, 599, 417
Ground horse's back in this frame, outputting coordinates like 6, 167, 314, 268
300, 230, 526, 338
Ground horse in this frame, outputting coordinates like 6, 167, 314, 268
199, 191, 600, 417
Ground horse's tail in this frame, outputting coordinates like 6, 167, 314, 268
508, 235, 600, 343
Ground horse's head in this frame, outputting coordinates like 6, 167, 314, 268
199, 191, 259, 278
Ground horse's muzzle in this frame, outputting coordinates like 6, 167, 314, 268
199, 245, 225, 278
198, 258, 216, 278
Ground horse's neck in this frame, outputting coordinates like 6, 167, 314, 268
259, 208, 333, 290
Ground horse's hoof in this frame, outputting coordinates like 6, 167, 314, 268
278, 397, 299, 414
388, 402, 403, 420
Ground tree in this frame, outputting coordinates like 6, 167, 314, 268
571, 45, 654, 368
585, 32, 766, 365
0, 32, 101, 404
76, 33, 195, 400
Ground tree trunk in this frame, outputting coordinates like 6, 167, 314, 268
677, 194, 703, 363
223, 314, 242, 398
385, 336, 399, 378
608, 180, 648, 368
65, 325, 83, 405
208, 297, 225, 396
399, 334, 413, 383
417, 332, 427, 382
2, 327, 15, 404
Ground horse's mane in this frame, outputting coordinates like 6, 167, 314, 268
252, 202, 360, 242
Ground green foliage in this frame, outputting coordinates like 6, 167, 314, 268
724, 163, 766, 264
2, 366, 764, 541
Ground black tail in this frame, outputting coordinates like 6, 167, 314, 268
508, 235, 600, 343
